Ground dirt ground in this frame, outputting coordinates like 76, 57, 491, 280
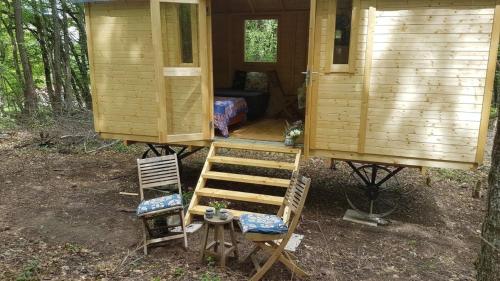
0, 121, 494, 281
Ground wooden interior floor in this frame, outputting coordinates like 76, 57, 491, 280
229, 118, 286, 142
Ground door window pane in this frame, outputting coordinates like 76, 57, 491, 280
333, 0, 352, 64
179, 4, 194, 64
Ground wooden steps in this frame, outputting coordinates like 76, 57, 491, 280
203, 171, 291, 188
196, 188, 284, 205
208, 156, 296, 170
185, 142, 302, 225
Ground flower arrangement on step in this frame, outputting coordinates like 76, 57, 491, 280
284, 120, 304, 146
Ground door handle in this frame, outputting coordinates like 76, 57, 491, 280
301, 71, 318, 85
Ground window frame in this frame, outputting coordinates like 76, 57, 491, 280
326, 0, 360, 73
242, 16, 280, 64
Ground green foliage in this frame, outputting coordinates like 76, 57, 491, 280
173, 267, 185, 278
200, 257, 220, 281
208, 200, 228, 211
491, 106, 498, 120
0, 115, 16, 130
64, 242, 83, 253
200, 272, 221, 281
244, 19, 278, 63
16, 260, 39, 281
111, 142, 132, 153
432, 167, 479, 185
182, 191, 194, 206
0, 0, 90, 117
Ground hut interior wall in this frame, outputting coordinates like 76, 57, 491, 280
211, 0, 311, 98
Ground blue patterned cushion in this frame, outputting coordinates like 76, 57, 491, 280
239, 213, 288, 234
136, 194, 182, 216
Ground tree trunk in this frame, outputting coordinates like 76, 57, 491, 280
61, 0, 74, 111
50, 0, 63, 114
477, 101, 500, 280
31, 0, 59, 112
0, 16, 23, 87
13, 0, 37, 114
65, 2, 91, 109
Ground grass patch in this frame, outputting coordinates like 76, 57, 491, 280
173, 267, 185, 278
0, 116, 16, 130
490, 106, 498, 120
431, 168, 478, 185
111, 142, 133, 153
16, 260, 39, 281
200, 256, 221, 281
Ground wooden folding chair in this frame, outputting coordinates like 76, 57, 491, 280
136, 155, 188, 255
239, 172, 311, 281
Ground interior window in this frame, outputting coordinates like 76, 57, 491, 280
333, 0, 353, 65
179, 4, 194, 64
244, 19, 278, 63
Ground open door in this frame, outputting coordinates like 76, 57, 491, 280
304, 0, 360, 156
151, 0, 212, 143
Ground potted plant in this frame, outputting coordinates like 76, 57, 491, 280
284, 120, 304, 147
208, 200, 229, 216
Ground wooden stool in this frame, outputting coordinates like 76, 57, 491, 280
200, 213, 239, 268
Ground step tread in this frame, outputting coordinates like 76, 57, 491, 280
196, 188, 284, 205
208, 156, 296, 170
203, 171, 290, 188
213, 142, 301, 154
190, 205, 257, 218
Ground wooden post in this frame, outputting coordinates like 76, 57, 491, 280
475, 4, 500, 164
358, 3, 376, 154
151, 0, 168, 143
84, 4, 100, 132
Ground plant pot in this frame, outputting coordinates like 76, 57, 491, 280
284, 136, 296, 146
219, 209, 228, 220
205, 207, 215, 219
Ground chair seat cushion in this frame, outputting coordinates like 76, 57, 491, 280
136, 194, 182, 216
239, 213, 288, 234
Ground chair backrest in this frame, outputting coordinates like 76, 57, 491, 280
278, 171, 311, 227
137, 155, 182, 201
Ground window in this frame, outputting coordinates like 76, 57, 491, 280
244, 19, 278, 63
179, 4, 194, 64
329, 0, 359, 72
160, 3, 198, 67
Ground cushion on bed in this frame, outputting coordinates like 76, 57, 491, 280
232, 70, 247, 90
244, 72, 269, 92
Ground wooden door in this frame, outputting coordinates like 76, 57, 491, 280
152, 0, 212, 143
305, 0, 361, 156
